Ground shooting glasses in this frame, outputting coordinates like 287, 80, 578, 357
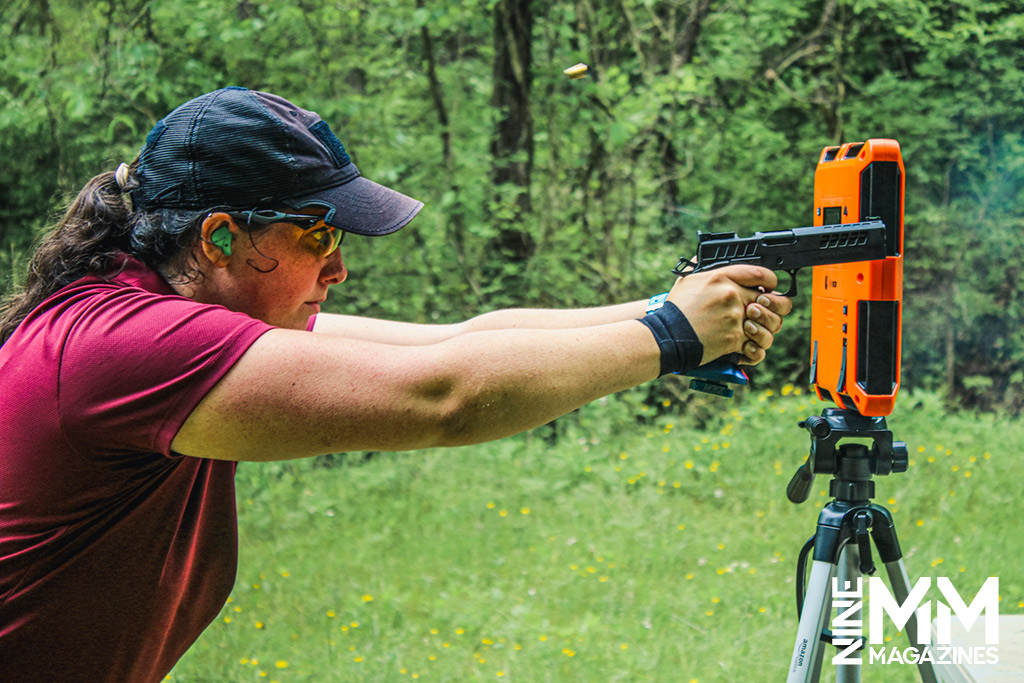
226, 209, 346, 258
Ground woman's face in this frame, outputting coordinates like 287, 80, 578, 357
191, 210, 348, 329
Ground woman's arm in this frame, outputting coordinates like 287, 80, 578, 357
171, 319, 661, 461
170, 266, 789, 462
311, 281, 787, 351
308, 300, 649, 345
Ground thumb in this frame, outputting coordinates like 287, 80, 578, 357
713, 265, 779, 292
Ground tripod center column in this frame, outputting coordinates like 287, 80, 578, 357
830, 443, 875, 502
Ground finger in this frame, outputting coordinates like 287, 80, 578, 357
756, 292, 793, 317
737, 340, 765, 366
746, 301, 784, 335
716, 265, 780, 292
743, 319, 774, 351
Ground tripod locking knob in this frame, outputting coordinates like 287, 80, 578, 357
892, 441, 909, 473
854, 511, 877, 575
799, 416, 831, 439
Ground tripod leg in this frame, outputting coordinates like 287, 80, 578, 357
835, 546, 862, 683
882, 559, 939, 683
870, 507, 939, 683
787, 560, 835, 683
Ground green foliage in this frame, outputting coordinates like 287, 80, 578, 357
1, 0, 1023, 410
170, 389, 1024, 681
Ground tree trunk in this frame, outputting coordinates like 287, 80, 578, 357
489, 0, 535, 264
660, 0, 712, 210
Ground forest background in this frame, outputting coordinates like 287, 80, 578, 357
2, 0, 1023, 413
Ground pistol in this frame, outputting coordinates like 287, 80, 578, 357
675, 220, 887, 298
673, 220, 889, 398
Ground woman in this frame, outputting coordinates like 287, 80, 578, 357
0, 87, 790, 681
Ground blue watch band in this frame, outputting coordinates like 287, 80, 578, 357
646, 292, 669, 315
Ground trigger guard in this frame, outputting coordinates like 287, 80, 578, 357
779, 270, 798, 297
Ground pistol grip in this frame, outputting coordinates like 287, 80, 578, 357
682, 355, 749, 398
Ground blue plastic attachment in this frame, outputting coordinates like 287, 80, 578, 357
682, 357, 749, 399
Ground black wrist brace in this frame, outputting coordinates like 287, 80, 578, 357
638, 301, 704, 377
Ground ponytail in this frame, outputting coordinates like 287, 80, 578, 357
0, 161, 207, 345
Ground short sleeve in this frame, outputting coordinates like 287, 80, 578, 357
58, 287, 273, 457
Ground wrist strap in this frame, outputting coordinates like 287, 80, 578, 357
638, 301, 704, 377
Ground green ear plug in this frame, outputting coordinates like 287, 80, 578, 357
211, 226, 232, 255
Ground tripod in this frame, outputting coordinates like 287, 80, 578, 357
784, 408, 938, 683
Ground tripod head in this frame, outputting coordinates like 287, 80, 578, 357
787, 408, 908, 505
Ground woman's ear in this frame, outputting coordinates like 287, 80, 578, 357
200, 213, 236, 266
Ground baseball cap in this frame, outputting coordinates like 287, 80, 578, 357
131, 86, 423, 236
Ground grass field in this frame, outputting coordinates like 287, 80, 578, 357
168, 386, 1023, 682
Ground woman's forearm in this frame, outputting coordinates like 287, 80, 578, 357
310, 299, 649, 345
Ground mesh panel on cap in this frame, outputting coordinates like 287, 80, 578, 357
194, 91, 300, 206
136, 97, 208, 208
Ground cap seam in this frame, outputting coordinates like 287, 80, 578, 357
186, 91, 221, 206
249, 92, 299, 198
281, 164, 362, 203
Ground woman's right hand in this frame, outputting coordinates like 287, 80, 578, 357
666, 266, 792, 366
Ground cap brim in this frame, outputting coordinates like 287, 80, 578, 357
287, 176, 424, 237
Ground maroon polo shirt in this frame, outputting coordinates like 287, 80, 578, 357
0, 256, 272, 682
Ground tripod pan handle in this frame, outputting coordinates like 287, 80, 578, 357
787, 461, 815, 504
